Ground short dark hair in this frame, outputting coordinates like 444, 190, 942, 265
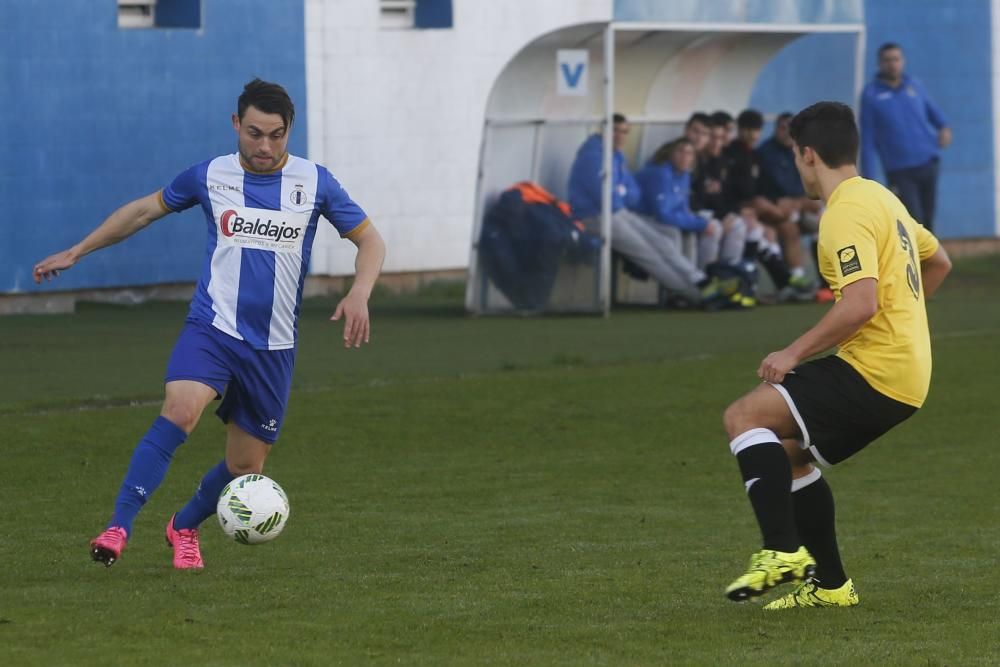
710, 110, 733, 127
613, 113, 628, 124
776, 111, 794, 124
651, 137, 693, 165
737, 109, 764, 130
788, 101, 859, 168
878, 42, 902, 57
686, 112, 711, 129
238, 78, 295, 130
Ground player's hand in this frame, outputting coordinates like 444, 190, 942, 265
704, 219, 721, 238
33, 249, 79, 284
330, 291, 370, 348
938, 127, 952, 149
757, 349, 798, 384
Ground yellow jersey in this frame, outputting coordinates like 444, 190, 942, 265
817, 176, 940, 407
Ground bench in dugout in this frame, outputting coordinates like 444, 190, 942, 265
610, 231, 699, 307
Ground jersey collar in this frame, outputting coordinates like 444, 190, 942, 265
239, 152, 289, 174
827, 175, 863, 207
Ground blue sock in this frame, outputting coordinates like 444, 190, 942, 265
174, 460, 235, 530
109, 416, 188, 535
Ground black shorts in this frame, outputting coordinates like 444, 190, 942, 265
770, 355, 917, 465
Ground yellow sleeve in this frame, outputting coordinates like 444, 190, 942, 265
818, 203, 880, 291
914, 222, 940, 261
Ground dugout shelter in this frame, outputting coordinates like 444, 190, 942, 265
465, 19, 865, 315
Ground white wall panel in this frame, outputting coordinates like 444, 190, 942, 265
305, 0, 612, 276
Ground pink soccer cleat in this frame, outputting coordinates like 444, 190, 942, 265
90, 526, 128, 567
165, 514, 205, 570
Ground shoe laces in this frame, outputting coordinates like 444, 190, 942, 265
176, 527, 201, 560
791, 578, 820, 599
101, 526, 128, 547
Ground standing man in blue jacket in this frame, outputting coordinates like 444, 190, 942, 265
860, 43, 951, 232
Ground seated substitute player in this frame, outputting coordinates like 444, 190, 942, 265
638, 138, 746, 276
33, 79, 386, 570
568, 114, 728, 307
720, 101, 951, 609
724, 109, 814, 300
757, 111, 832, 302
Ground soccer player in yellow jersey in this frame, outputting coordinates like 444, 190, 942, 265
720, 101, 952, 609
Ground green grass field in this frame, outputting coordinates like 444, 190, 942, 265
3, 258, 999, 665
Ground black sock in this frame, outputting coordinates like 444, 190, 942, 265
757, 249, 791, 289
734, 438, 798, 552
793, 472, 847, 588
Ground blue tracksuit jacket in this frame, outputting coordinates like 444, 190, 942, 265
567, 134, 640, 219
633, 162, 706, 233
860, 73, 948, 177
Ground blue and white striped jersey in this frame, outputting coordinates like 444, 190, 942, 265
160, 153, 368, 350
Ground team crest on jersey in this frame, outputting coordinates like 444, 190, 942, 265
289, 184, 308, 206
838, 245, 862, 276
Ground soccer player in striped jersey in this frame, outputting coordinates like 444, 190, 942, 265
33, 79, 386, 569
720, 101, 952, 609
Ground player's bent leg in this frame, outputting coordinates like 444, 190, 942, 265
723, 384, 815, 601
225, 421, 272, 475
161, 380, 220, 434
91, 380, 218, 567
790, 461, 850, 599
167, 424, 271, 570
723, 382, 801, 441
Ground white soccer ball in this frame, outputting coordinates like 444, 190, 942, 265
216, 474, 290, 545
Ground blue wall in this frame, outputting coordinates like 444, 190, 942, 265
861, 0, 994, 238
616, 0, 996, 240
750, 33, 857, 116
752, 0, 994, 239
0, 0, 306, 293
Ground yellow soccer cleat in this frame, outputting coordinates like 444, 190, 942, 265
725, 546, 816, 601
763, 578, 859, 611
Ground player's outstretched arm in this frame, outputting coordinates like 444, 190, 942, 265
331, 221, 386, 348
33, 191, 171, 283
920, 245, 952, 298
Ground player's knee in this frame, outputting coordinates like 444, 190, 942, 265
160, 404, 201, 434
722, 400, 746, 440
226, 458, 264, 476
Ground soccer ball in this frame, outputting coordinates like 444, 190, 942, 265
216, 474, 290, 545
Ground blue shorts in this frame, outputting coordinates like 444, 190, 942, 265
165, 319, 296, 444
